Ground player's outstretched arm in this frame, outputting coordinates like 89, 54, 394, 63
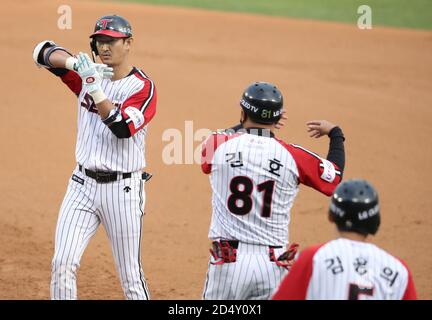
306, 120, 345, 175
33, 40, 77, 71
33, 40, 86, 96
33, 40, 113, 76
275, 119, 345, 195
33, 41, 114, 96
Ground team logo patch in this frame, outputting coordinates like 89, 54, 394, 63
125, 106, 144, 129
86, 77, 95, 84
320, 158, 336, 183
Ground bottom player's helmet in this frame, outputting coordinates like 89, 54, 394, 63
329, 179, 381, 236
240, 82, 283, 124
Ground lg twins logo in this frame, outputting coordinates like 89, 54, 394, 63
98, 19, 113, 29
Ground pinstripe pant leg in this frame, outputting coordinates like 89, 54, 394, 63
203, 256, 249, 300
248, 255, 288, 300
203, 263, 235, 300
50, 175, 100, 300
100, 178, 150, 300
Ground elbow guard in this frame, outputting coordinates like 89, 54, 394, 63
32, 40, 72, 69
102, 108, 132, 139
33, 40, 56, 68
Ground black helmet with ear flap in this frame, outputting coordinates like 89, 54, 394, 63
240, 82, 283, 124
89, 15, 132, 57
329, 179, 380, 236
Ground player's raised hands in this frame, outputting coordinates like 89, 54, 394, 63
306, 120, 337, 138
94, 63, 114, 80
75, 52, 113, 82
75, 52, 101, 93
75, 52, 111, 104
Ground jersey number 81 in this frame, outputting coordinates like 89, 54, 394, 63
227, 176, 275, 218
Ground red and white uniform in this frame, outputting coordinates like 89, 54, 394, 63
272, 238, 417, 300
61, 67, 156, 171
201, 130, 341, 247
201, 129, 342, 300
50, 67, 156, 300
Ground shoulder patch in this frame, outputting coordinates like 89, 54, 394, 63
320, 158, 336, 183
125, 106, 145, 129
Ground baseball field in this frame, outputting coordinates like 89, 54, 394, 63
0, 0, 431, 299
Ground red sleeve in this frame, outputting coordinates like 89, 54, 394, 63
121, 75, 157, 136
201, 132, 241, 174
397, 258, 417, 300
275, 139, 342, 196
60, 70, 82, 96
272, 244, 323, 300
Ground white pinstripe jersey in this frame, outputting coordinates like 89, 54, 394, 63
201, 129, 342, 247
273, 238, 417, 300
58, 67, 157, 172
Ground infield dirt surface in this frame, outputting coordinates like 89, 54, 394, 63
0, 0, 431, 299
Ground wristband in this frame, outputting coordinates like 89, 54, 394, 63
102, 108, 122, 125
328, 127, 345, 141
65, 57, 78, 71
90, 89, 107, 104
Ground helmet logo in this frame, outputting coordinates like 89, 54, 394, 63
86, 77, 95, 84
330, 202, 345, 217
240, 99, 258, 113
273, 110, 282, 117
99, 18, 113, 29
358, 204, 379, 220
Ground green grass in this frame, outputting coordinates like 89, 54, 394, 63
119, 0, 432, 30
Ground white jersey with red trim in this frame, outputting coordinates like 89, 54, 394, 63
272, 238, 417, 300
60, 67, 156, 172
201, 130, 342, 246
35, 40, 158, 299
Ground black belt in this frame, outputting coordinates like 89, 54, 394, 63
220, 240, 282, 249
79, 165, 152, 184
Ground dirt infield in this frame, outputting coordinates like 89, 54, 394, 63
0, 0, 431, 299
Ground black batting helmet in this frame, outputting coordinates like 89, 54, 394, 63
90, 15, 132, 38
240, 82, 283, 124
89, 15, 132, 56
329, 179, 381, 236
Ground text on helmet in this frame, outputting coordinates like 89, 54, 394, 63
358, 204, 379, 220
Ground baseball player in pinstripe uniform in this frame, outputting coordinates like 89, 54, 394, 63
32, 15, 157, 300
201, 82, 346, 300
273, 179, 417, 300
